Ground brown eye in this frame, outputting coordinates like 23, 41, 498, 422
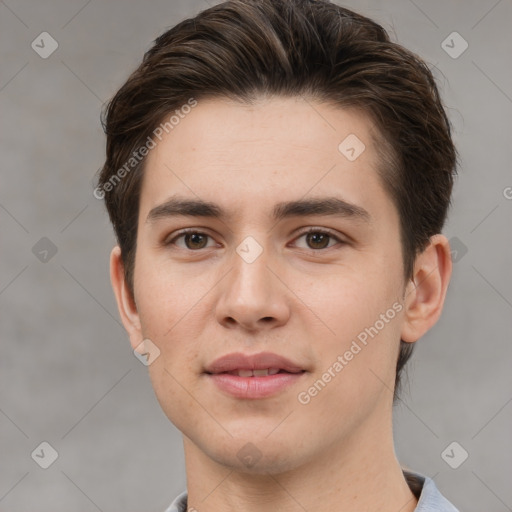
183, 233, 209, 249
165, 230, 215, 250
293, 228, 342, 251
305, 232, 331, 249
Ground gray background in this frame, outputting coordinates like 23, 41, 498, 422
1, 0, 511, 510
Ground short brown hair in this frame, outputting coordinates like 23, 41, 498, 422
97, 0, 457, 398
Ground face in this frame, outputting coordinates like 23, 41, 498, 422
115, 96, 418, 473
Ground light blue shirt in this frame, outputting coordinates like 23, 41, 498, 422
164, 471, 459, 511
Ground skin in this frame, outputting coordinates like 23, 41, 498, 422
110, 96, 452, 512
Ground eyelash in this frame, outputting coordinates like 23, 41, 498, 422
163, 227, 345, 252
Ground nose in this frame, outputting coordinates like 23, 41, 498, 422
215, 243, 291, 332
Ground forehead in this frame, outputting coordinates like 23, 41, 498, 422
139, 96, 391, 223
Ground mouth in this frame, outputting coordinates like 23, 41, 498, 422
212, 368, 304, 377
204, 351, 306, 375
204, 352, 307, 399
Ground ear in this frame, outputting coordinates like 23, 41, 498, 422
110, 245, 143, 350
400, 234, 452, 343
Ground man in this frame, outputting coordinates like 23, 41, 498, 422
97, 1, 459, 510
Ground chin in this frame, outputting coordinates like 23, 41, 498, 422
219, 448, 303, 476
201, 433, 309, 475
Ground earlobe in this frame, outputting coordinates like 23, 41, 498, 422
110, 246, 142, 350
400, 234, 452, 343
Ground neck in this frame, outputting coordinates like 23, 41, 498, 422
182, 406, 417, 512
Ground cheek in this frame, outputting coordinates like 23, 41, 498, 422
133, 248, 200, 335
304, 264, 404, 385
299, 263, 395, 334
146, 356, 198, 433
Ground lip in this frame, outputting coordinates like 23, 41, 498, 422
204, 351, 307, 399
204, 351, 305, 374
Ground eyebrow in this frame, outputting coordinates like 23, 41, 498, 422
146, 195, 371, 224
